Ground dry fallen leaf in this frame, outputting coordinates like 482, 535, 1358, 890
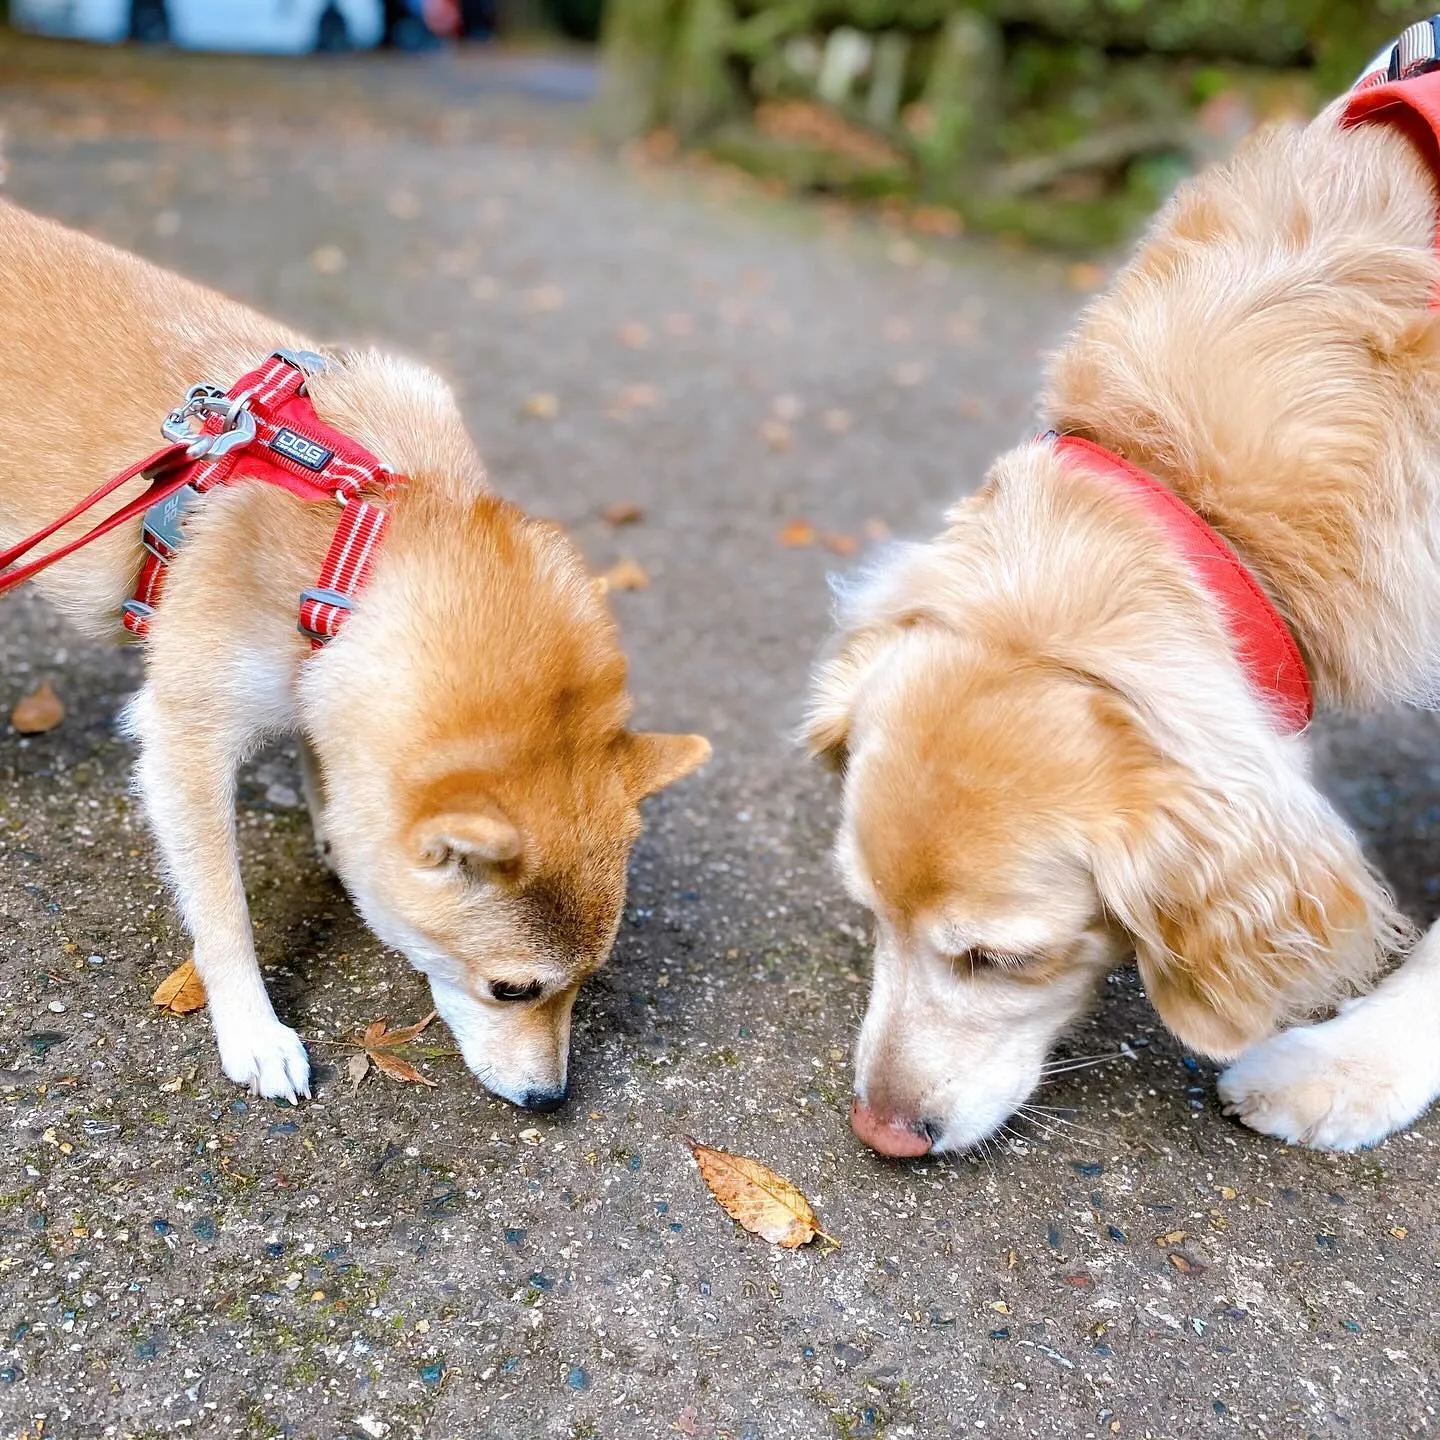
1068, 261, 1107, 292
602, 558, 650, 592
354, 1012, 439, 1088
524, 283, 566, 312
522, 392, 559, 420
760, 418, 792, 452
778, 520, 816, 548
385, 189, 421, 220
347, 1053, 370, 1092
685, 1137, 837, 1250
821, 532, 859, 557
1154, 1229, 1188, 1246
603, 502, 644, 526
617, 321, 652, 349
909, 204, 964, 239
607, 382, 661, 418
310, 244, 348, 275
1167, 1252, 1204, 1275
151, 958, 207, 1016
11, 682, 65, 735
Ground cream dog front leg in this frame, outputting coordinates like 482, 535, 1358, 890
126, 681, 311, 1102
1218, 921, 1440, 1150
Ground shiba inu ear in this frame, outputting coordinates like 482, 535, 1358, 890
413, 808, 522, 870
623, 733, 711, 800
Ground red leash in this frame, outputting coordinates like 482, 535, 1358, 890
0, 349, 403, 648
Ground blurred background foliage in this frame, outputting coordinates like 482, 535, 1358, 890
598, 0, 1436, 246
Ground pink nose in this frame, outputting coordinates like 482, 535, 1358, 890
850, 1098, 932, 1157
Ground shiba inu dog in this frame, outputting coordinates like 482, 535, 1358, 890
0, 199, 709, 1107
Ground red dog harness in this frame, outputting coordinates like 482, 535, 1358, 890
0, 349, 400, 648
1049, 19, 1440, 736
1048, 434, 1314, 733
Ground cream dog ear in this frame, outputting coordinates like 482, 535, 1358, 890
1094, 762, 1409, 1060
802, 629, 886, 773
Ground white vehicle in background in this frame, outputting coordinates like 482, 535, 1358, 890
11, 0, 386, 52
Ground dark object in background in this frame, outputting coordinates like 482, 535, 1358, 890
384, 0, 462, 48
460, 0, 498, 39
128, 0, 171, 43
546, 0, 602, 42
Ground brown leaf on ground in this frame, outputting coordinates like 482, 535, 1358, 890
523, 283, 565, 312
685, 1137, 837, 1250
821, 532, 859, 557
363, 1012, 437, 1050
909, 205, 964, 238
602, 558, 650, 591
760, 418, 792, 452
151, 958, 206, 1016
522, 392, 559, 420
778, 520, 816, 548
11, 682, 65, 735
603, 502, 644, 526
607, 383, 661, 418
370, 1049, 439, 1087
351, 1012, 439, 1089
1067, 261, 1107, 292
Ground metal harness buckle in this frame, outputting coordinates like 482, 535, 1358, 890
160, 383, 258, 459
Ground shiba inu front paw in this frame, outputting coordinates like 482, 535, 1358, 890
216, 1018, 311, 1103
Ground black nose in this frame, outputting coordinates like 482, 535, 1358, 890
518, 1085, 568, 1113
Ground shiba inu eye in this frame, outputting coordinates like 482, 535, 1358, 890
490, 979, 544, 1003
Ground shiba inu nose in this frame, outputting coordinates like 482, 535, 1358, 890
519, 1084, 569, 1113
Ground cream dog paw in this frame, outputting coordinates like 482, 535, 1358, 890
1218, 1019, 1430, 1151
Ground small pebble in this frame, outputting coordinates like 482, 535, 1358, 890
47, 1001, 66, 1014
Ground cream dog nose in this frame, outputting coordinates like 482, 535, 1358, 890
850, 1097, 932, 1157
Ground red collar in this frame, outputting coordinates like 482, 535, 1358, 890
1048, 433, 1313, 734
0, 349, 403, 649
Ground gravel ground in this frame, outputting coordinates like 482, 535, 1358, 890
2, 33, 1439, 1440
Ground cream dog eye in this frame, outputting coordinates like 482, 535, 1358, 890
970, 948, 1028, 970
490, 980, 544, 1003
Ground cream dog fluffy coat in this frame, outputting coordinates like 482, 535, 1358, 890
811, 100, 1440, 1156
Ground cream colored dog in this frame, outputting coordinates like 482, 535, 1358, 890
0, 200, 709, 1106
809, 98, 1440, 1156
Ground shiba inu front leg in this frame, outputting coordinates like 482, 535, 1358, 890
126, 684, 311, 1102
298, 735, 335, 873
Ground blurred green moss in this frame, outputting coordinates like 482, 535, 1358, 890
600, 0, 1437, 248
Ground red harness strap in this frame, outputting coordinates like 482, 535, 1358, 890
1048, 434, 1315, 735
1344, 36, 1440, 278
0, 349, 402, 649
